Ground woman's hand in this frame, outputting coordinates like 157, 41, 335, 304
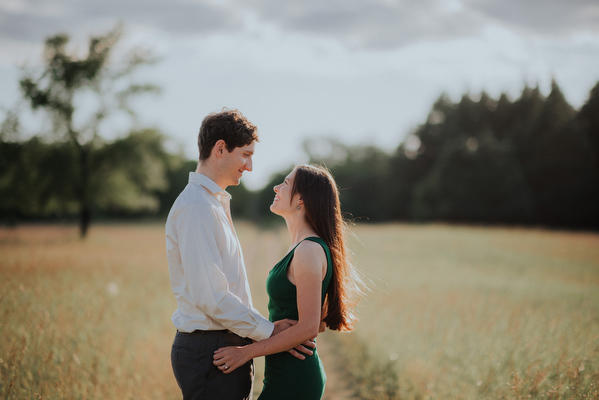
213, 346, 250, 374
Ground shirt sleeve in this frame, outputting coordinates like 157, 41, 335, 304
176, 200, 274, 341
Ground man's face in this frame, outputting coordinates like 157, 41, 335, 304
220, 142, 255, 187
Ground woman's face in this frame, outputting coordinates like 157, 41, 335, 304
270, 169, 299, 215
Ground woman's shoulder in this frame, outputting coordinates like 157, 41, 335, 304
291, 239, 327, 279
294, 238, 327, 261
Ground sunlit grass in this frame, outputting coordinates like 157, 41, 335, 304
0, 223, 179, 400
1, 222, 598, 399
340, 223, 599, 399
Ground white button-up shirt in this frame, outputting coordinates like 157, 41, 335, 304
166, 172, 274, 341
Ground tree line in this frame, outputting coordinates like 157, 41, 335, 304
2, 26, 598, 235
238, 81, 599, 230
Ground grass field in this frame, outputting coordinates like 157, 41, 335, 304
336, 224, 599, 399
1, 222, 598, 399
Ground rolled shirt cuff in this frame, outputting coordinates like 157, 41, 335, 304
249, 317, 275, 341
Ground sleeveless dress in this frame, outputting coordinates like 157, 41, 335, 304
258, 237, 333, 400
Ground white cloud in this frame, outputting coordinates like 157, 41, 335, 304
233, 0, 599, 49
4, 0, 598, 52
464, 0, 599, 37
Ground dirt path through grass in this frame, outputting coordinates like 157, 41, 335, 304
319, 331, 356, 399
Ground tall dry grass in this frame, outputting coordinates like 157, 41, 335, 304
1, 222, 598, 399
0, 224, 179, 400
338, 223, 599, 399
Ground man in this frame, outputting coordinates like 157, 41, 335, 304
166, 109, 311, 400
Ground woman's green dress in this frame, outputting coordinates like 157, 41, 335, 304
258, 237, 333, 400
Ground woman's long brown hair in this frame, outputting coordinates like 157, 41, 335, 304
291, 164, 363, 331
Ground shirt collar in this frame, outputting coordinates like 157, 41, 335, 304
189, 172, 231, 199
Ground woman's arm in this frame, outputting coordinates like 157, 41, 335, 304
213, 241, 327, 373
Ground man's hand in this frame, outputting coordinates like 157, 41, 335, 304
289, 339, 316, 360
271, 319, 316, 360
272, 319, 297, 336
319, 320, 326, 333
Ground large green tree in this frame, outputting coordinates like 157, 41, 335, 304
519, 81, 594, 226
411, 132, 534, 223
8, 25, 160, 237
575, 82, 599, 227
578, 82, 599, 162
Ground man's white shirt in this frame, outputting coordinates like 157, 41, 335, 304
166, 172, 274, 341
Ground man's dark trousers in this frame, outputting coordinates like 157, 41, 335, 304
171, 330, 254, 400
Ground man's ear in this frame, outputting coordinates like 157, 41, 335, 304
213, 140, 226, 158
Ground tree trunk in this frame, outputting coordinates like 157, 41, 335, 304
78, 146, 91, 239
80, 206, 91, 238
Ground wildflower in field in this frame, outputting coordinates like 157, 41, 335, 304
107, 282, 119, 296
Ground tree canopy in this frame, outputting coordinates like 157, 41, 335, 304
1, 25, 163, 237
249, 80, 599, 230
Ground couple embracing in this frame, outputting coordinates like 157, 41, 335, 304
165, 109, 362, 399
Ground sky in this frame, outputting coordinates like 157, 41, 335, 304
1, 0, 599, 190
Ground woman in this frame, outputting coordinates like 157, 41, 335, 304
213, 164, 362, 399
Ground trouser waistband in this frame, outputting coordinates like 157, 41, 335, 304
178, 329, 230, 335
